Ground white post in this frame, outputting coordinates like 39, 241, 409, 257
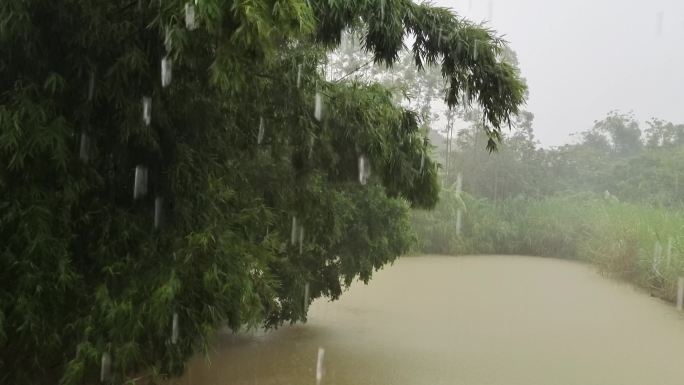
677, 277, 684, 312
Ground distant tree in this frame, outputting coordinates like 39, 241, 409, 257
644, 118, 684, 148
579, 130, 612, 153
443, 113, 551, 202
592, 111, 643, 156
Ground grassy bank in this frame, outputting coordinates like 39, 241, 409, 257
411, 192, 684, 302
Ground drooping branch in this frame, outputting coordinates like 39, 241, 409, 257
310, 0, 527, 149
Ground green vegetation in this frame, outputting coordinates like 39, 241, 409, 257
414, 110, 684, 304
0, 1, 526, 384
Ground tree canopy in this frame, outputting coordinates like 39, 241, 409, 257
0, 1, 526, 384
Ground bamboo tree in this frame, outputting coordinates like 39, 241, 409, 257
0, 1, 526, 384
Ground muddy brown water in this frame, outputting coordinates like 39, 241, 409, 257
170, 255, 684, 385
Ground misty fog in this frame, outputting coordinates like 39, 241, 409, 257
436, 0, 684, 146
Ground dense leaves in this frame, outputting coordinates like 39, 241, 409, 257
0, 0, 525, 384
435, 111, 684, 207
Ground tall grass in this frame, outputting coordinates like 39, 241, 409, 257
411, 192, 684, 302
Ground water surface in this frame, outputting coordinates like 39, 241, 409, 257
172, 255, 684, 385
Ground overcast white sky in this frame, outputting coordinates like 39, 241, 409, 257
432, 0, 684, 147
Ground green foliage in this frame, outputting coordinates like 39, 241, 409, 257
438, 110, 684, 207
410, 186, 464, 254
313, 0, 527, 149
415, 109, 684, 312
0, 0, 525, 384
413, 192, 684, 301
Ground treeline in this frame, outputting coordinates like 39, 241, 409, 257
413, 111, 684, 302
442, 111, 684, 207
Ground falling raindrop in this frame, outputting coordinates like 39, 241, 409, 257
257, 117, 265, 144
185, 3, 197, 30
88, 71, 95, 101
314, 92, 323, 121
654, 241, 663, 263
456, 210, 463, 236
462, 86, 471, 107
154, 196, 163, 228
291, 216, 298, 245
164, 28, 173, 52
358, 155, 371, 185
678, 277, 684, 311
473, 40, 479, 61
358, 156, 366, 184
308, 134, 315, 159
304, 282, 310, 313
142, 96, 151, 126
100, 352, 112, 382
133, 165, 148, 200
171, 312, 179, 344
297, 64, 303, 88
380, 0, 385, 19
652, 240, 664, 276
340, 31, 348, 48
79, 132, 90, 163
299, 226, 305, 255
656, 11, 664, 36
420, 152, 425, 174
456, 171, 463, 236
161, 57, 172, 88
316, 347, 325, 385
